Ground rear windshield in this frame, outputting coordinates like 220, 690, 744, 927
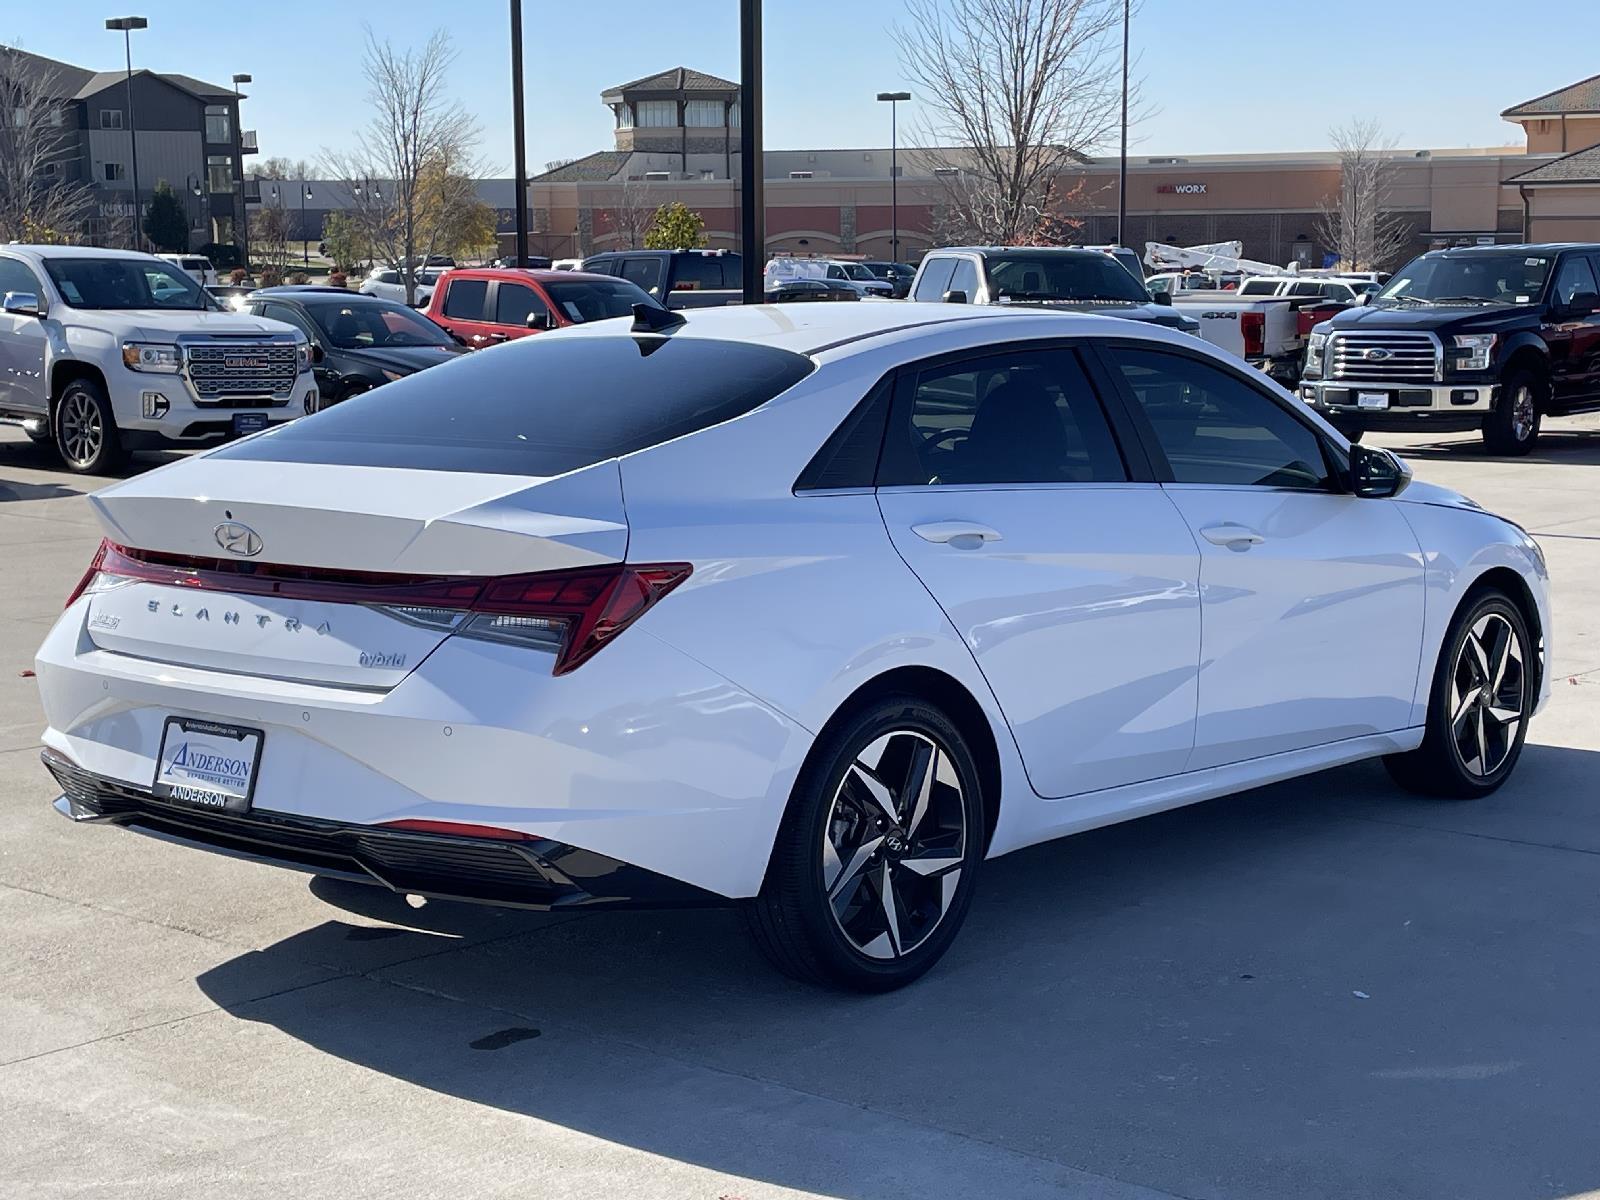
213, 334, 815, 476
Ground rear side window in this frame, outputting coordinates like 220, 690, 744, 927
912, 257, 957, 302
442, 278, 488, 319
213, 336, 815, 476
671, 255, 725, 291
621, 257, 664, 295
879, 348, 1127, 486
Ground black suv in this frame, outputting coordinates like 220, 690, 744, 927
909, 246, 1200, 335
1299, 243, 1600, 454
246, 288, 468, 410
580, 249, 743, 309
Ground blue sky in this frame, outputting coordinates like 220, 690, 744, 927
8, 1, 1597, 172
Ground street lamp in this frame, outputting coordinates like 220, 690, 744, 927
509, 0, 530, 268
105, 16, 149, 251
233, 73, 252, 270
1117, 0, 1129, 250
300, 184, 312, 268
876, 91, 910, 263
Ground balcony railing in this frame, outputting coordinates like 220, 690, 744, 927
241, 130, 259, 155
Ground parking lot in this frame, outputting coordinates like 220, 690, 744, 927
2, 419, 1599, 1200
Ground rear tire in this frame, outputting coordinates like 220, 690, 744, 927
53, 378, 124, 475
1384, 589, 1533, 799
746, 695, 986, 992
1482, 368, 1542, 456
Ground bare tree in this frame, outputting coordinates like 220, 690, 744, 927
896, 0, 1126, 245
324, 29, 482, 304
250, 191, 291, 282
1315, 119, 1412, 272
0, 45, 94, 242
601, 177, 656, 250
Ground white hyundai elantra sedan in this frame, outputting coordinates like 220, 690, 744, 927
35, 303, 1550, 990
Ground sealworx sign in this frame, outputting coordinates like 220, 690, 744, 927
1158, 183, 1208, 195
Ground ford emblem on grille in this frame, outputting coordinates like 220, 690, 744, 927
1364, 347, 1393, 361
214, 521, 263, 557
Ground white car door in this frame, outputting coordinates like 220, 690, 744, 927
1099, 344, 1426, 770
875, 344, 1203, 799
0, 255, 51, 416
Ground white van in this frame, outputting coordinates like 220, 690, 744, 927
156, 254, 218, 286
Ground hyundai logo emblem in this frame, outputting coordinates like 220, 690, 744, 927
214, 521, 263, 557
1364, 347, 1393, 361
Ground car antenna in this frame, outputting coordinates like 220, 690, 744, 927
631, 303, 686, 335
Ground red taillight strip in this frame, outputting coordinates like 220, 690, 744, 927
76, 539, 691, 675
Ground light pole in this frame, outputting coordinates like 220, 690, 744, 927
1117, 0, 1128, 249
510, 0, 530, 267
233, 73, 252, 270
739, 0, 764, 302
877, 91, 910, 263
106, 16, 148, 251
300, 184, 312, 268
187, 176, 203, 248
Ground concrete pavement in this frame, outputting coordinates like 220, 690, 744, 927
2, 421, 1599, 1200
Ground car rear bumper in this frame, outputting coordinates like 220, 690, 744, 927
44, 750, 722, 910
33, 600, 811, 899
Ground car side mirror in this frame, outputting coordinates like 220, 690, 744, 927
1151, 291, 1173, 306
1349, 444, 1411, 498
2, 291, 43, 318
1563, 290, 1600, 317
310, 343, 325, 364
942, 289, 968, 304
527, 311, 552, 331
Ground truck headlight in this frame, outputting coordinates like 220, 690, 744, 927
296, 341, 314, 373
1305, 331, 1327, 375
1452, 333, 1497, 372
121, 342, 181, 373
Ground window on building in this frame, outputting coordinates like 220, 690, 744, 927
684, 99, 724, 128
100, 109, 124, 130
635, 100, 677, 128
730, 102, 741, 128
103, 162, 126, 182
615, 103, 634, 130
206, 155, 234, 194
204, 105, 231, 144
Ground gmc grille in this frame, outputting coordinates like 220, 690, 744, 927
1329, 331, 1439, 384
183, 341, 299, 405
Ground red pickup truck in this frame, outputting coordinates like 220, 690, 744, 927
425, 268, 657, 348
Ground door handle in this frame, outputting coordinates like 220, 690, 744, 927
911, 521, 1003, 547
1199, 523, 1264, 549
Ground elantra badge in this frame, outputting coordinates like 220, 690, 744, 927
214, 521, 263, 557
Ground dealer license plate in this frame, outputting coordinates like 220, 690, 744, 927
152, 717, 263, 814
1357, 392, 1390, 411
232, 412, 269, 435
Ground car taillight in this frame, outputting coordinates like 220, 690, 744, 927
463, 563, 692, 675
1240, 311, 1265, 358
66, 539, 690, 675
64, 539, 109, 608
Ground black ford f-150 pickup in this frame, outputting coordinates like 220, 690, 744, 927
1298, 243, 1600, 454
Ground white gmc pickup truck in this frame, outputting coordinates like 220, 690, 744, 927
0, 245, 316, 473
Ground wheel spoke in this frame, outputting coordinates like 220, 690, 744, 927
1451, 683, 1480, 727
877, 863, 901, 956
904, 743, 936, 837
1487, 704, 1521, 725
1466, 629, 1492, 683
1474, 707, 1489, 775
848, 763, 900, 826
900, 853, 962, 877
828, 834, 883, 903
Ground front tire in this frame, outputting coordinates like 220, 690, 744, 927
1384, 589, 1533, 798
1482, 369, 1543, 456
746, 696, 986, 991
53, 378, 124, 474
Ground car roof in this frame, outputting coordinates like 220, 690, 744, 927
1429, 243, 1600, 257
0, 244, 170, 262
932, 246, 1108, 258
548, 300, 1171, 357
249, 286, 389, 299
441, 267, 617, 283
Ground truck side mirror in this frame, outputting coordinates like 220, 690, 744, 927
1151, 291, 1173, 306
2, 291, 43, 318
942, 289, 968, 304
527, 310, 552, 331
1564, 291, 1600, 316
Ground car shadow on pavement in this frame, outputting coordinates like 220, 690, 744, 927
194, 742, 1600, 1200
